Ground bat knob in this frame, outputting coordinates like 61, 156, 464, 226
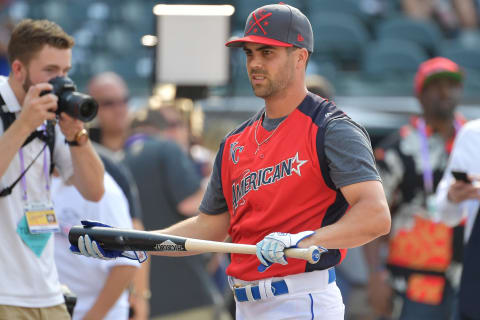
311, 247, 320, 263
307, 245, 326, 264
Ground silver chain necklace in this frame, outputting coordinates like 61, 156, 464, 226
253, 112, 286, 155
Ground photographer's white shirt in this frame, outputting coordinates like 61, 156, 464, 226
0, 76, 74, 307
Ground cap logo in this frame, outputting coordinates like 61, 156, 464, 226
246, 9, 272, 35
297, 34, 304, 42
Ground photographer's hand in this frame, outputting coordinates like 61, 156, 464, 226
58, 112, 84, 142
0, 83, 57, 179
18, 83, 58, 131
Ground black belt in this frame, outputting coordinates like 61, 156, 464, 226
387, 264, 446, 278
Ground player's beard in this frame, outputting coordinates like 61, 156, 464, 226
22, 69, 34, 94
249, 60, 295, 99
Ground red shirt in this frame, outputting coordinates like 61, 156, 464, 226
220, 93, 349, 280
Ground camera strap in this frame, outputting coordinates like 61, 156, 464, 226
0, 95, 56, 197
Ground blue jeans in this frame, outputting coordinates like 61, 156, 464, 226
398, 281, 455, 320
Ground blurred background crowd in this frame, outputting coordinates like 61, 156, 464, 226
3, 0, 480, 98
2, 0, 480, 320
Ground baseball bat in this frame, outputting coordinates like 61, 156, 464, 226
68, 226, 322, 264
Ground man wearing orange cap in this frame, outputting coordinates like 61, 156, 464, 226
366, 57, 465, 320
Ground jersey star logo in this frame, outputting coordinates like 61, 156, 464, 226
291, 152, 308, 176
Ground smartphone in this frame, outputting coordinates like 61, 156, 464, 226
451, 170, 471, 183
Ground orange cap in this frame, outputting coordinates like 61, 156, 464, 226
414, 57, 463, 96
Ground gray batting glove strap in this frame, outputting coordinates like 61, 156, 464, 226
256, 231, 316, 268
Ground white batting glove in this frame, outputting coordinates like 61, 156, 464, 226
70, 220, 147, 263
256, 231, 318, 271
74, 234, 147, 262
77, 234, 114, 260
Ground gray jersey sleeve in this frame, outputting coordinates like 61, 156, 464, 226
199, 146, 228, 215
324, 118, 381, 188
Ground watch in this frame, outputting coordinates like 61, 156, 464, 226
65, 128, 89, 147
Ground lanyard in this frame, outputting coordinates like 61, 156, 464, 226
18, 145, 50, 201
417, 118, 460, 194
18, 125, 50, 201
124, 133, 149, 148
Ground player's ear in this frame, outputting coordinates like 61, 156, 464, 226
295, 48, 308, 70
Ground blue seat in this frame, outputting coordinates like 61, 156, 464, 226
440, 44, 480, 70
100, 25, 140, 55
40, 0, 86, 34
89, 53, 115, 74
306, 59, 338, 83
363, 39, 429, 76
307, 0, 367, 22
376, 16, 443, 55
310, 13, 370, 66
439, 43, 480, 97
119, 1, 154, 31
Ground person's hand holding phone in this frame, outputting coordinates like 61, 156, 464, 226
448, 171, 480, 203
452, 171, 471, 183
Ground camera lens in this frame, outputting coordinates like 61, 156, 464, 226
62, 92, 98, 122
78, 100, 98, 122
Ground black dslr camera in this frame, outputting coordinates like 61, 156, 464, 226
41, 76, 98, 122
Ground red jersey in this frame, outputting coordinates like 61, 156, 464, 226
219, 93, 349, 280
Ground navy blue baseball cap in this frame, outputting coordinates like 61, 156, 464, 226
226, 3, 314, 53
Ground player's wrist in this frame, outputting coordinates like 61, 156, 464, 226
293, 231, 316, 248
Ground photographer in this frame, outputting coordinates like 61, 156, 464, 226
0, 19, 104, 318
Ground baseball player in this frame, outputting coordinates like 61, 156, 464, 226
74, 4, 391, 319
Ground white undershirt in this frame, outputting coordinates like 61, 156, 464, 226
53, 173, 139, 320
